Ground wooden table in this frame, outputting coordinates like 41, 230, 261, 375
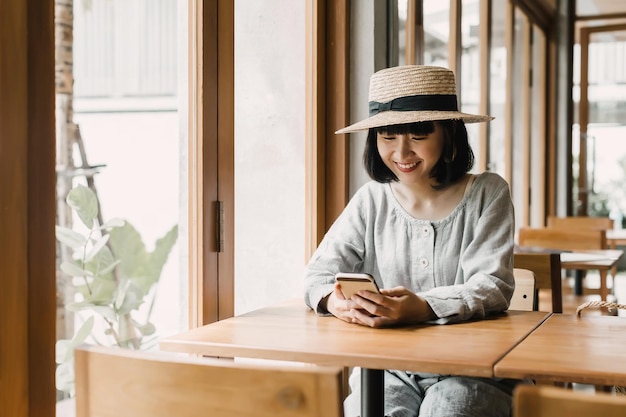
516, 247, 623, 300
494, 313, 626, 386
607, 229, 626, 276
160, 299, 549, 417
559, 249, 623, 301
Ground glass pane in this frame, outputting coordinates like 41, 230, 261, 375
423, 0, 449, 66
55, 0, 187, 411
488, 0, 507, 176
530, 25, 547, 226
583, 30, 626, 221
398, 0, 409, 66
460, 0, 481, 171
234, 0, 306, 314
510, 8, 526, 227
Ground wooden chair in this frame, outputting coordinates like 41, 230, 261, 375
510, 268, 536, 311
547, 215, 616, 277
518, 227, 607, 252
74, 344, 344, 417
517, 227, 609, 301
514, 253, 563, 312
513, 385, 626, 417
547, 215, 614, 232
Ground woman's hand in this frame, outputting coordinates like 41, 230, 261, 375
347, 286, 436, 328
324, 282, 367, 323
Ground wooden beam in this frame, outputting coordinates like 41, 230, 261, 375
478, 0, 492, 172
1, 0, 56, 416
305, 0, 350, 257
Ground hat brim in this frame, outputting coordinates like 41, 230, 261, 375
335, 110, 494, 134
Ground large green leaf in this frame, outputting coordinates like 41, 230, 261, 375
85, 234, 110, 263
66, 185, 99, 229
60, 261, 93, 278
100, 217, 125, 230
84, 245, 117, 280
56, 225, 87, 248
146, 224, 179, 284
108, 222, 178, 293
108, 222, 148, 278
84, 275, 118, 304
114, 279, 144, 315
65, 302, 117, 321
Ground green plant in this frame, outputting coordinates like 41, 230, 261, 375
55, 184, 178, 396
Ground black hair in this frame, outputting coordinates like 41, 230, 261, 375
363, 120, 474, 189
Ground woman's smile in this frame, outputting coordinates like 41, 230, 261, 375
395, 161, 419, 172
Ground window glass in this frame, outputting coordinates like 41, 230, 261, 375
460, 0, 481, 171
581, 30, 626, 220
398, 0, 408, 65
423, 0, 449, 66
510, 7, 526, 227
488, 0, 507, 176
530, 25, 547, 226
56, 0, 187, 408
234, 0, 306, 314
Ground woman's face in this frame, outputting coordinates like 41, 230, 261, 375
376, 122, 445, 185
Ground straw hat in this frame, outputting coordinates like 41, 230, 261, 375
335, 65, 493, 134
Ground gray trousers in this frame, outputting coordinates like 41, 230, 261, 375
344, 368, 525, 417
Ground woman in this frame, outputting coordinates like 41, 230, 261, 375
304, 65, 518, 417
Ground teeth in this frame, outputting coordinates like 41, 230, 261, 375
397, 162, 417, 169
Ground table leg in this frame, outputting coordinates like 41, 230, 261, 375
361, 368, 384, 417
610, 242, 618, 278
574, 270, 583, 296
600, 270, 608, 301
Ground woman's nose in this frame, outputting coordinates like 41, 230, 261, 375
396, 135, 412, 156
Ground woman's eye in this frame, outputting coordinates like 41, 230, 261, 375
411, 136, 427, 141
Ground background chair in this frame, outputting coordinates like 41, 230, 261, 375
547, 215, 614, 232
74, 344, 344, 417
514, 253, 563, 312
513, 384, 626, 417
517, 227, 607, 252
517, 227, 610, 301
547, 215, 617, 277
510, 268, 536, 311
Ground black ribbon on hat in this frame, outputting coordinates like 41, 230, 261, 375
369, 94, 458, 116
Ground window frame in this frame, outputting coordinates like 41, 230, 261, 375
1, 1, 56, 416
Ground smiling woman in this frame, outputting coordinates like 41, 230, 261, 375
305, 64, 516, 417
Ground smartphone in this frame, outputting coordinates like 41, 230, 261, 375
335, 272, 380, 300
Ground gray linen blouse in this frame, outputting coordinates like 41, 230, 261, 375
304, 171, 515, 324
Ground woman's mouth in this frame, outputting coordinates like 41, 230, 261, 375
395, 161, 418, 172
